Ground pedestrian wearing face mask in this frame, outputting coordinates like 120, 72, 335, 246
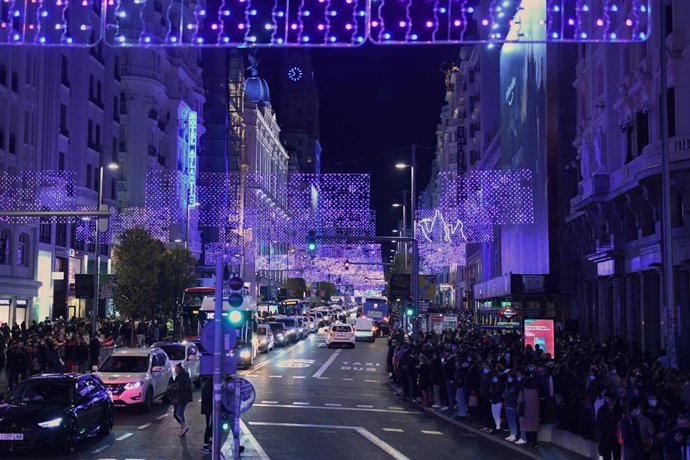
479, 362, 493, 432
454, 356, 470, 419
620, 402, 644, 460
516, 376, 540, 447
636, 404, 655, 459
596, 394, 622, 460
503, 373, 520, 442
489, 369, 505, 433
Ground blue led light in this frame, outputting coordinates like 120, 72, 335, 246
552, 32, 558, 38
41, 10, 48, 17
13, 10, 20, 17
358, 10, 365, 17
196, 37, 204, 43
223, 36, 230, 42
302, 36, 310, 42
303, 10, 311, 16
223, 10, 230, 16
410, 33, 418, 40
329, 36, 337, 42
383, 32, 391, 39
330, 11, 337, 16
439, 7, 447, 13
553, 5, 560, 12
610, 33, 617, 40
356, 36, 364, 42
250, 9, 258, 15
467, 6, 474, 13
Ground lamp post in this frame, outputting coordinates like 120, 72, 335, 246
396, 145, 418, 338
92, 161, 118, 338
393, 201, 407, 271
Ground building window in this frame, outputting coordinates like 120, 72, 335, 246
89, 74, 94, 100
635, 111, 649, 158
39, 218, 52, 244
56, 223, 67, 247
0, 230, 10, 264
59, 151, 65, 170
11, 72, 18, 92
86, 164, 92, 189
61, 55, 69, 87
8, 134, 15, 154
17, 233, 29, 266
111, 178, 117, 200
0, 128, 4, 151
59, 104, 68, 135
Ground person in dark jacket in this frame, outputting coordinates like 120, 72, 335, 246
489, 370, 505, 433
200, 377, 245, 455
620, 402, 644, 460
89, 335, 101, 369
503, 373, 521, 441
662, 413, 689, 460
168, 363, 193, 437
595, 395, 622, 460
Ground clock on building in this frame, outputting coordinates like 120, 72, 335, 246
287, 66, 304, 82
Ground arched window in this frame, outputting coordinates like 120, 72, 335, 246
17, 233, 29, 266
0, 230, 10, 265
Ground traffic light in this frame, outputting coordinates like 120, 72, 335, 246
405, 303, 415, 317
344, 259, 350, 271
307, 230, 317, 254
226, 276, 245, 327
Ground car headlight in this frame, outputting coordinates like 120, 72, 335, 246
239, 350, 251, 359
124, 381, 145, 390
38, 417, 63, 428
277, 334, 284, 339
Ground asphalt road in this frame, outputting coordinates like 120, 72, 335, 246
5, 330, 581, 459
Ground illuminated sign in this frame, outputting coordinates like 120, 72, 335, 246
187, 111, 198, 207
524, 319, 555, 358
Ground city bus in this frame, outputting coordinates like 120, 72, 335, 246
279, 299, 308, 316
181, 287, 214, 338
362, 296, 389, 322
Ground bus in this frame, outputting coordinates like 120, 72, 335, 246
362, 296, 389, 322
279, 299, 307, 316
181, 287, 214, 338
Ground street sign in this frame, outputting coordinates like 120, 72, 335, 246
390, 274, 410, 298
200, 354, 237, 376
200, 321, 237, 352
75, 274, 95, 299
221, 378, 256, 414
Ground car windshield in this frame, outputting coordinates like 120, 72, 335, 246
269, 323, 285, 332
158, 346, 186, 361
6, 380, 73, 404
275, 318, 296, 327
99, 356, 150, 373
333, 326, 352, 332
257, 328, 267, 336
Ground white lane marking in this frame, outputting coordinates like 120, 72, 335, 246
342, 378, 354, 381
292, 401, 310, 405
312, 349, 341, 378
421, 430, 444, 435
357, 404, 374, 408
382, 428, 405, 433
261, 400, 279, 404
364, 379, 379, 383
269, 375, 283, 378
124, 458, 147, 460
240, 341, 301, 374
247, 422, 409, 460
316, 376, 330, 380
156, 414, 168, 420
137, 423, 151, 430
324, 403, 342, 407
239, 419, 271, 460
252, 403, 419, 414
388, 406, 404, 410
293, 375, 306, 379
91, 446, 111, 454
115, 433, 133, 441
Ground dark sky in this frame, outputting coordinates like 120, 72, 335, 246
259, 45, 460, 254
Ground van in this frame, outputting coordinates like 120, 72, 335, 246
353, 317, 375, 342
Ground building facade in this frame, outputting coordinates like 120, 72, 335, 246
566, 1, 690, 367
0, 42, 205, 325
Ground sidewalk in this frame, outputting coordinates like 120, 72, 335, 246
389, 383, 593, 460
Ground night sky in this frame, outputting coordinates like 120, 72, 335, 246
259, 45, 460, 253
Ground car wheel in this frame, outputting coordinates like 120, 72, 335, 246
141, 388, 154, 413
61, 418, 77, 453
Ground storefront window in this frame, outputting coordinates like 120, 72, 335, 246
0, 230, 10, 264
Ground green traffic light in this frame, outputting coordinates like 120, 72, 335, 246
308, 242, 316, 251
221, 421, 230, 431
228, 309, 243, 324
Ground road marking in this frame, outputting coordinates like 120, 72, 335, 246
244, 374, 259, 377
421, 430, 444, 435
261, 400, 279, 404
382, 428, 405, 432
293, 375, 306, 379
269, 375, 283, 378
316, 376, 330, 380
239, 419, 271, 460
91, 446, 111, 454
324, 403, 342, 407
342, 378, 354, 381
312, 349, 341, 378
240, 341, 301, 374
116, 433, 133, 441
252, 403, 419, 414
137, 423, 151, 430
156, 414, 168, 420
364, 379, 379, 383
247, 422, 409, 460
357, 404, 374, 408
293, 401, 310, 405
280, 358, 316, 368
389, 406, 404, 410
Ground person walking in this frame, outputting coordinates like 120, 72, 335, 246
168, 363, 193, 437
516, 376, 540, 447
620, 402, 644, 460
595, 394, 622, 460
503, 373, 521, 442
200, 376, 245, 455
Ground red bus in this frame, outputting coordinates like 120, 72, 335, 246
181, 287, 214, 339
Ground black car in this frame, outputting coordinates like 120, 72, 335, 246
269, 322, 288, 347
268, 317, 300, 343
0, 374, 114, 453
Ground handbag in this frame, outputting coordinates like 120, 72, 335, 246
468, 394, 479, 407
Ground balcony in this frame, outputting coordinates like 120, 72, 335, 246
571, 134, 690, 211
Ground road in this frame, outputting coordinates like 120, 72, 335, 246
9, 330, 583, 459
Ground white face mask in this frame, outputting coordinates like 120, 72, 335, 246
648, 399, 657, 407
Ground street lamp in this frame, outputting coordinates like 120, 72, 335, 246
92, 161, 119, 338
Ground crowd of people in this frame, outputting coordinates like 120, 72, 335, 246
387, 327, 690, 460
0, 316, 173, 392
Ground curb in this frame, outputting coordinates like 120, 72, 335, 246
390, 384, 543, 460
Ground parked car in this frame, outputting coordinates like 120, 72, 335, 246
257, 324, 275, 353
94, 347, 173, 412
0, 374, 114, 453
152, 341, 201, 388
267, 317, 300, 343
269, 322, 288, 347
326, 323, 356, 349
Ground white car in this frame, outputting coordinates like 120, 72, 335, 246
153, 341, 201, 388
95, 347, 173, 412
326, 323, 356, 349
354, 317, 376, 342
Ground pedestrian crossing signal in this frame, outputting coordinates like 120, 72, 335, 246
307, 230, 317, 254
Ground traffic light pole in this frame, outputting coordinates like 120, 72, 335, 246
212, 255, 223, 460
315, 235, 419, 340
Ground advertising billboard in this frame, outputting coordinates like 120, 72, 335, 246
523, 319, 555, 358
500, 0, 549, 275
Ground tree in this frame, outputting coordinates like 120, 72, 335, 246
158, 248, 198, 318
112, 228, 165, 322
282, 277, 307, 298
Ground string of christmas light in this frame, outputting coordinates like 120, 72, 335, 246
0, 171, 77, 223
0, 0, 99, 44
